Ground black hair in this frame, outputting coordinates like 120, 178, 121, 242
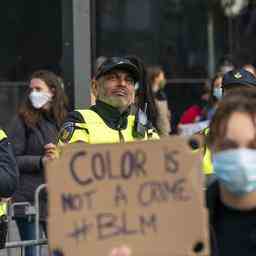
125, 55, 158, 128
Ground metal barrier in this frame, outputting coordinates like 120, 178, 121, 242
5, 184, 48, 256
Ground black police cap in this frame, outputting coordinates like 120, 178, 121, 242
222, 68, 256, 88
95, 57, 140, 83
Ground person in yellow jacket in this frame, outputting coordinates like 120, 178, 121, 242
58, 57, 159, 145
203, 68, 256, 176
0, 129, 19, 248
0, 129, 18, 198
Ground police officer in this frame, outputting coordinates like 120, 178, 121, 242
222, 67, 256, 92
0, 128, 19, 248
0, 128, 18, 197
59, 57, 159, 144
203, 68, 256, 177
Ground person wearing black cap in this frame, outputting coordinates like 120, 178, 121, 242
202, 68, 256, 177
58, 57, 159, 144
222, 67, 256, 93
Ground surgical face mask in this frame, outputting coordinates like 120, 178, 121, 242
213, 87, 223, 100
213, 148, 256, 196
29, 91, 52, 109
159, 79, 166, 89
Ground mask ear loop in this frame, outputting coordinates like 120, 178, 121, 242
48, 93, 54, 103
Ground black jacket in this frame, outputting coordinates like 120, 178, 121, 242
0, 134, 19, 198
207, 181, 256, 256
8, 114, 59, 218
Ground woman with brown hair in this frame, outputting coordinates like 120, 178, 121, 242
8, 70, 68, 256
206, 89, 256, 256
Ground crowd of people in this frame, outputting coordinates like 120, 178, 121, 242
0, 54, 256, 256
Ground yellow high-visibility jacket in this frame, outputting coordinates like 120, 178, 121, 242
59, 109, 159, 144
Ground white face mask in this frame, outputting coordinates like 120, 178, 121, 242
29, 91, 52, 109
213, 148, 256, 196
213, 87, 223, 100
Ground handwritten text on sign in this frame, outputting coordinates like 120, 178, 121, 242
47, 138, 209, 256
60, 147, 190, 242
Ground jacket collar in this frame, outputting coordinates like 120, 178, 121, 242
90, 100, 130, 130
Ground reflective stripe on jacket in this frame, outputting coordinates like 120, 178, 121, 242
202, 128, 213, 175
0, 130, 7, 141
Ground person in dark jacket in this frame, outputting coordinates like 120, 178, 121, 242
0, 129, 18, 198
8, 70, 68, 256
206, 89, 256, 256
0, 129, 18, 250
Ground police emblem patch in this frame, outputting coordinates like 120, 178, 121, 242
59, 122, 75, 143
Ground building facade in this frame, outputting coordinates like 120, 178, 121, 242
0, 0, 254, 128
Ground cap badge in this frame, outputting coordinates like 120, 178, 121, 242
234, 72, 242, 79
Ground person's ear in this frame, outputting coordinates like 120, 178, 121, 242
91, 79, 99, 97
50, 87, 56, 97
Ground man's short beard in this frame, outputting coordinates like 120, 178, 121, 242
99, 95, 129, 112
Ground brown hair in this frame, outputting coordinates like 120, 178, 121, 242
207, 88, 256, 149
19, 70, 69, 128
125, 56, 159, 129
147, 66, 164, 86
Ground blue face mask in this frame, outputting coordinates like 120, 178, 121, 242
213, 148, 256, 196
213, 87, 223, 100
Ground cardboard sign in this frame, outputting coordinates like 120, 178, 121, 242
47, 137, 209, 256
